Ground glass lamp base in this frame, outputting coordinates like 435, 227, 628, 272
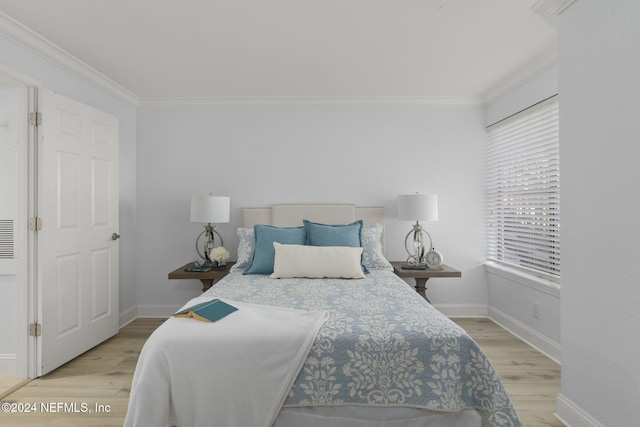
404, 222, 433, 266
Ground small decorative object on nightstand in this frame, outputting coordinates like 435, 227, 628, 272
169, 261, 236, 292
391, 261, 461, 303
425, 248, 444, 269
210, 246, 230, 268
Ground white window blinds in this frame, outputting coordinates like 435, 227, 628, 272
487, 96, 560, 281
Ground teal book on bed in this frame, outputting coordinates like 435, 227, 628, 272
174, 299, 238, 323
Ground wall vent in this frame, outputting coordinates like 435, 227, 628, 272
0, 219, 14, 259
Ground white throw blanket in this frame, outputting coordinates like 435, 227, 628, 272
124, 297, 328, 427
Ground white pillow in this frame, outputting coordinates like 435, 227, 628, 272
270, 243, 365, 279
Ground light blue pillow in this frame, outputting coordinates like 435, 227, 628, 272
361, 224, 393, 271
303, 219, 363, 247
303, 219, 368, 273
244, 225, 306, 275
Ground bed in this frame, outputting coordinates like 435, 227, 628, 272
125, 204, 521, 427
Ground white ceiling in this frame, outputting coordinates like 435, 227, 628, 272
0, 0, 556, 105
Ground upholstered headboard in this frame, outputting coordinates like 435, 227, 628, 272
242, 203, 386, 253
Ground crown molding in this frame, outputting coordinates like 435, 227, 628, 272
0, 11, 495, 110
0, 11, 139, 106
531, 0, 577, 16
482, 45, 557, 105
482, 1, 566, 105
138, 95, 484, 109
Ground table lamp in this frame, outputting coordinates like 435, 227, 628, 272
397, 193, 438, 265
190, 194, 230, 265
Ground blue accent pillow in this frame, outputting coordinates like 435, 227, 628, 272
303, 219, 363, 247
303, 219, 368, 273
244, 225, 307, 275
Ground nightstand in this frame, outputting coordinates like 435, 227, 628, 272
391, 261, 461, 303
168, 262, 236, 292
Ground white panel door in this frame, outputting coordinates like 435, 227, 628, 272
38, 89, 119, 375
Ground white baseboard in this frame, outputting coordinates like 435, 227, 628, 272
119, 304, 138, 328
488, 306, 561, 364
555, 393, 604, 427
434, 304, 488, 318
136, 304, 181, 318
0, 354, 16, 374
119, 305, 176, 330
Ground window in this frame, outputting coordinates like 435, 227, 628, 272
487, 96, 560, 281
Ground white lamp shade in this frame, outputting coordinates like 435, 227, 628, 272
190, 195, 230, 223
398, 194, 438, 221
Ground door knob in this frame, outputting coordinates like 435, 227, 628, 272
111, 233, 120, 241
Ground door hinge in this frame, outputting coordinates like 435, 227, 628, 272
29, 323, 42, 337
29, 112, 42, 126
29, 217, 42, 231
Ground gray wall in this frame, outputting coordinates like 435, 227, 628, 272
135, 105, 489, 312
558, 0, 640, 425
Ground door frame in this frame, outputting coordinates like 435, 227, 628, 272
1, 63, 42, 378
4, 63, 121, 378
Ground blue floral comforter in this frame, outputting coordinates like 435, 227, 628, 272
204, 270, 521, 427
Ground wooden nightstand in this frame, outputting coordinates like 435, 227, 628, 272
168, 262, 236, 292
391, 261, 461, 303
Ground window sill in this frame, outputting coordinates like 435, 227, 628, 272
485, 261, 560, 298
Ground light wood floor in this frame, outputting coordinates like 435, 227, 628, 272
452, 318, 562, 427
0, 317, 561, 426
0, 375, 31, 400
